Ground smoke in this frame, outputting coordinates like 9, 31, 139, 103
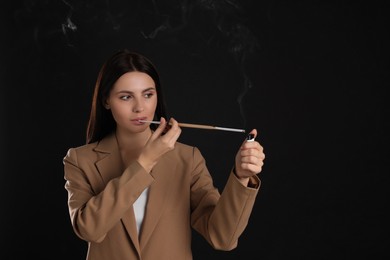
141, 0, 260, 126
61, 0, 77, 47
14, 0, 259, 126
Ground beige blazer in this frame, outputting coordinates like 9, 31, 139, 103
63, 133, 260, 260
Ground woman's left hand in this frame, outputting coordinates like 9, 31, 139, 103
234, 129, 265, 181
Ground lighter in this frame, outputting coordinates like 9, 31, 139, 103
246, 133, 255, 142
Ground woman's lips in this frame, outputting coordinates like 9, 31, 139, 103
131, 117, 147, 125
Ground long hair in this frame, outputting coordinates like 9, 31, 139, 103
86, 49, 168, 144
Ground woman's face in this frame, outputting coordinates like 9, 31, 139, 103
105, 71, 158, 134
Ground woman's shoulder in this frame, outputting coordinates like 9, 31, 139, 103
67, 141, 98, 152
173, 141, 203, 158
175, 141, 196, 151
65, 133, 116, 157
64, 141, 99, 160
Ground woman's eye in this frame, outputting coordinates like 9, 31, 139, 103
120, 95, 131, 100
144, 93, 154, 98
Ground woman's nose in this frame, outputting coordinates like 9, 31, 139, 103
132, 101, 144, 113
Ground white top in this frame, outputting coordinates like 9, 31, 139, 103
133, 187, 149, 235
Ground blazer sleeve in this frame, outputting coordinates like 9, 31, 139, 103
63, 148, 154, 243
190, 147, 260, 251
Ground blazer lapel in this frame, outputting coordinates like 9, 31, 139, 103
93, 133, 141, 255
94, 133, 122, 184
121, 209, 141, 256
139, 153, 176, 249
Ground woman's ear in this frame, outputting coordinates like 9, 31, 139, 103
103, 99, 110, 109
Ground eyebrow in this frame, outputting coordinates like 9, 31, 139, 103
115, 87, 156, 94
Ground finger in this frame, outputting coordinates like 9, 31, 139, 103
240, 152, 255, 162
159, 118, 180, 142
242, 129, 258, 145
240, 160, 263, 174
241, 143, 264, 155
151, 117, 167, 139
241, 141, 262, 153
251, 129, 258, 139
240, 149, 260, 158
168, 117, 179, 130
247, 129, 258, 140
242, 153, 265, 166
165, 118, 181, 143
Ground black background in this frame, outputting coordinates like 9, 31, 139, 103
1, 0, 389, 259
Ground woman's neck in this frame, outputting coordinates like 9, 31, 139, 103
115, 127, 152, 153
115, 128, 153, 169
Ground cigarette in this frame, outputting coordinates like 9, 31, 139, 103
139, 120, 246, 133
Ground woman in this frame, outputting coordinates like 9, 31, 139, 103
63, 49, 265, 260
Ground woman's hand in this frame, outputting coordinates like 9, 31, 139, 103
137, 117, 182, 172
234, 129, 265, 186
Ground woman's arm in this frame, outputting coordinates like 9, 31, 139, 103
189, 147, 261, 251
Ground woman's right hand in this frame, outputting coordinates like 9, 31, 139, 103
137, 117, 182, 172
